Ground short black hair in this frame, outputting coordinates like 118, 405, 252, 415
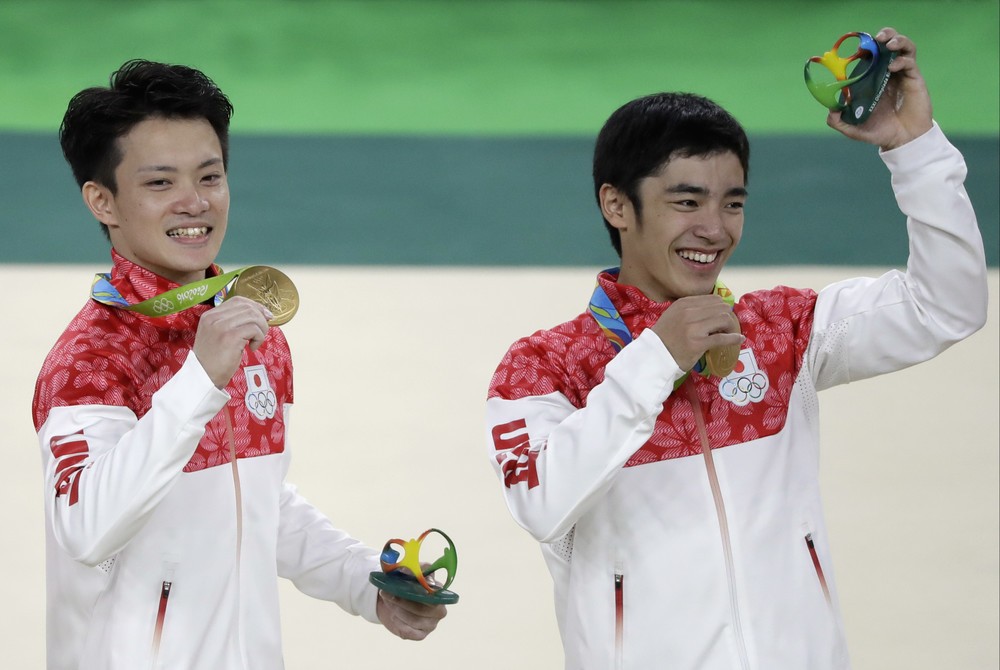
592, 92, 750, 256
59, 59, 233, 237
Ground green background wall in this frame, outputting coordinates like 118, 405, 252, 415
2, 0, 996, 266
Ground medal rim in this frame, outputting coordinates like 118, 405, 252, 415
230, 265, 299, 326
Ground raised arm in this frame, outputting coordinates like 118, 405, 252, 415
809, 28, 988, 388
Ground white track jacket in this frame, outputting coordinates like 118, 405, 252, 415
485, 125, 987, 669
33, 253, 380, 670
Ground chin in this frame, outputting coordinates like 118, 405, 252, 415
687, 279, 721, 297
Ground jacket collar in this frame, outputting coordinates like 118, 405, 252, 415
596, 268, 673, 326
105, 249, 222, 329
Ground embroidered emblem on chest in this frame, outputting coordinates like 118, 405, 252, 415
244, 365, 277, 420
718, 349, 770, 406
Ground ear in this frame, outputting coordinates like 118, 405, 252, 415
82, 181, 119, 229
598, 183, 633, 232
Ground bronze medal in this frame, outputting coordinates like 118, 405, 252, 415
230, 266, 299, 326
705, 312, 741, 378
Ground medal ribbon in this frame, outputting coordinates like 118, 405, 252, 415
91, 267, 248, 317
587, 267, 734, 389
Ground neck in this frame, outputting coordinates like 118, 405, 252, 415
615, 266, 675, 304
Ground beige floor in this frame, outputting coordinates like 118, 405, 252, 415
3, 266, 997, 669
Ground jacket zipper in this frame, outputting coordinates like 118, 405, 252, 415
805, 532, 832, 606
614, 561, 624, 670
683, 380, 752, 670
224, 407, 247, 668
804, 530, 850, 663
150, 561, 178, 667
225, 407, 243, 561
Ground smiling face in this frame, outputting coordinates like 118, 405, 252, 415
602, 151, 746, 302
83, 116, 229, 285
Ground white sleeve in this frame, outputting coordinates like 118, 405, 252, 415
485, 330, 680, 543
807, 123, 989, 390
37, 352, 229, 566
275, 481, 381, 623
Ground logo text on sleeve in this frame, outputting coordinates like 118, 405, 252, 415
491, 418, 540, 489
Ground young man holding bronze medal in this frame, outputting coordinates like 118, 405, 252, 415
485, 28, 987, 668
33, 60, 445, 669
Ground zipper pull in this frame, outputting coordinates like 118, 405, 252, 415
614, 561, 624, 670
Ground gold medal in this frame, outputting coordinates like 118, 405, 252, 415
229, 266, 299, 326
704, 312, 741, 378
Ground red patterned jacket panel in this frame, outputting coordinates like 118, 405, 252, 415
33, 251, 293, 472
488, 270, 818, 466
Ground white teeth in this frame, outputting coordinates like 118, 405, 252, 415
167, 227, 209, 238
678, 250, 718, 264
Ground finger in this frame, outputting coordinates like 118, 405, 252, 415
210, 300, 272, 337
379, 593, 444, 639
672, 296, 731, 320
202, 320, 268, 356
874, 27, 899, 45
708, 331, 746, 348
245, 324, 269, 351
706, 310, 740, 336
386, 611, 431, 641
826, 109, 847, 133
675, 293, 729, 308
686, 305, 737, 335
880, 31, 918, 77
380, 591, 448, 620
219, 296, 274, 321
215, 310, 270, 346
403, 602, 448, 621
878, 29, 913, 56
212, 295, 257, 313
887, 54, 914, 76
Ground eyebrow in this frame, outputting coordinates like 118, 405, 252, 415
666, 183, 748, 198
136, 157, 224, 173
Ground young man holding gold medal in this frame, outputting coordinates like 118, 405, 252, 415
33, 60, 445, 669
485, 28, 987, 668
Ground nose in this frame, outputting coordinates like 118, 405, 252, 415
692, 206, 728, 242
173, 180, 210, 216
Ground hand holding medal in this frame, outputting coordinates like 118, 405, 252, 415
703, 310, 741, 378
697, 283, 740, 378
588, 270, 743, 386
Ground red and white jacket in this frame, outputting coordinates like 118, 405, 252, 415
485, 125, 988, 669
33, 252, 380, 670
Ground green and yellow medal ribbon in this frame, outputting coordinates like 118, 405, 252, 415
90, 265, 300, 326
91, 268, 246, 317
